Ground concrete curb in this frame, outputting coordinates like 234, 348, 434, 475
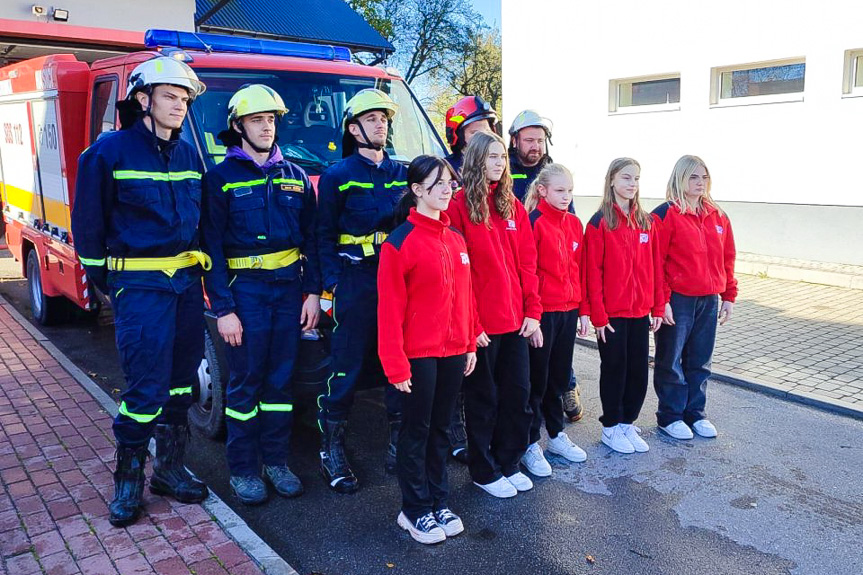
574, 338, 863, 421
0, 300, 299, 575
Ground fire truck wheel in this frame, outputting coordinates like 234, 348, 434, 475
188, 325, 227, 440
26, 249, 69, 326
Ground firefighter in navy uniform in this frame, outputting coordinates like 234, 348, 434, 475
444, 95, 497, 174
316, 88, 406, 492
508, 110, 554, 202
71, 57, 209, 527
200, 85, 321, 505
508, 110, 584, 421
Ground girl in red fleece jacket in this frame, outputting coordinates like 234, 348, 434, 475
446, 131, 542, 499
584, 158, 664, 454
652, 155, 737, 441
378, 155, 476, 545
519, 163, 590, 477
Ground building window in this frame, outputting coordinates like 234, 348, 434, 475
842, 49, 863, 96
711, 59, 805, 106
609, 74, 680, 114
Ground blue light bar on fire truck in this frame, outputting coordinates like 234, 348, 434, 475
144, 30, 352, 62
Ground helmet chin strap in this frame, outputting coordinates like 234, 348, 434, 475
353, 121, 384, 151
236, 121, 274, 154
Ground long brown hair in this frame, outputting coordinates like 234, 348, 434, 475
600, 157, 651, 231
461, 132, 515, 225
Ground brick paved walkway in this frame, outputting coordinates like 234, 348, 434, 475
0, 305, 265, 575
711, 274, 863, 407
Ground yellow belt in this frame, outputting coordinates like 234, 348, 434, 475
107, 251, 212, 276
226, 248, 301, 270
338, 232, 388, 256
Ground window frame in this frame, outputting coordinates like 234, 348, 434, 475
842, 49, 863, 97
709, 57, 805, 107
89, 74, 119, 142
608, 73, 681, 115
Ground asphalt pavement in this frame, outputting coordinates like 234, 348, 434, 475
1, 262, 861, 575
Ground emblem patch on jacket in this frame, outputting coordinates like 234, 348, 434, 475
460, 252, 470, 265
716, 225, 724, 234
639, 233, 649, 244
232, 187, 252, 197
281, 184, 303, 193
506, 219, 517, 231
572, 241, 579, 251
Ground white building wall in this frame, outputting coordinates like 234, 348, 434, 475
502, 0, 863, 265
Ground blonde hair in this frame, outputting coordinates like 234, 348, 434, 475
666, 155, 724, 216
461, 132, 515, 225
523, 163, 573, 213
601, 157, 651, 231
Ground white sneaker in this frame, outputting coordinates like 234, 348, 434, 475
473, 477, 517, 498
520, 443, 552, 477
505, 472, 534, 492
547, 432, 587, 463
397, 512, 445, 544
692, 419, 718, 438
621, 424, 649, 452
601, 425, 634, 454
659, 420, 694, 440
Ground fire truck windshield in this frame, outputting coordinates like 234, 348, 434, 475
188, 69, 446, 174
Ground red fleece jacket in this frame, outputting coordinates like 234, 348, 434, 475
652, 201, 738, 303
377, 209, 476, 384
583, 204, 664, 327
446, 183, 542, 336
529, 199, 585, 312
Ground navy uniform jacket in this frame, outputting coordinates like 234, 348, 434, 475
316, 151, 407, 291
71, 119, 204, 293
509, 149, 551, 201
445, 151, 463, 175
200, 147, 321, 317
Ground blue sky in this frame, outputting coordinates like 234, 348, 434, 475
472, 0, 501, 27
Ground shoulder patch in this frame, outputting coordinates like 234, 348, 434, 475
588, 211, 604, 229
385, 222, 414, 251
652, 201, 672, 220
529, 209, 543, 227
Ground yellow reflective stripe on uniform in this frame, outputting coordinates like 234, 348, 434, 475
79, 256, 106, 266
259, 402, 293, 412
113, 170, 202, 181
225, 406, 259, 421
273, 178, 304, 187
384, 180, 407, 188
338, 232, 388, 245
169, 387, 192, 396
511, 174, 528, 179
338, 181, 374, 192
222, 179, 267, 192
118, 401, 162, 424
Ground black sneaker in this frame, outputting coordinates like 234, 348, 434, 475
397, 512, 445, 544
433, 508, 464, 537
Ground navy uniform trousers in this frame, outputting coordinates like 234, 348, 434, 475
223, 274, 302, 476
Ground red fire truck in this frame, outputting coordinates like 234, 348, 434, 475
0, 29, 446, 436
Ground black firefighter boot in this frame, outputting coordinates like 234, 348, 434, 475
385, 419, 401, 475
320, 419, 359, 493
149, 424, 209, 503
109, 445, 148, 527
